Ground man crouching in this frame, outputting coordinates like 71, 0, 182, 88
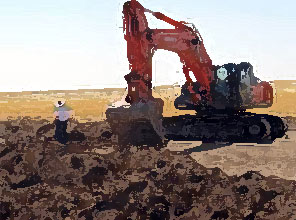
53, 100, 73, 144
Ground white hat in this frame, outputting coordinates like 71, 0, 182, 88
55, 100, 65, 107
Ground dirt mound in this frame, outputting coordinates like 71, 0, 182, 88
0, 117, 296, 219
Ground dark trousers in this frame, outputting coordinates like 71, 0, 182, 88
54, 120, 68, 144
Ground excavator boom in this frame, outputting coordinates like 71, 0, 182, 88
123, 0, 212, 105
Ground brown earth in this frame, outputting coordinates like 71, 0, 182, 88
1, 81, 296, 219
1, 117, 296, 219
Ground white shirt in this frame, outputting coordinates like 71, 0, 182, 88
53, 106, 73, 121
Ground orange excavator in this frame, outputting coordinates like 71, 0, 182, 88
106, 0, 287, 147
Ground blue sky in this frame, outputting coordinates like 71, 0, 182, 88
0, 0, 295, 91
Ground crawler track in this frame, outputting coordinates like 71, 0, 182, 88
163, 113, 287, 144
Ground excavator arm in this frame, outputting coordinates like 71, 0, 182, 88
123, 0, 213, 105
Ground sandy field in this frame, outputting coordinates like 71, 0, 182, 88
0, 80, 295, 122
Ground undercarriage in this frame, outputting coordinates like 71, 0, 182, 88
106, 103, 287, 147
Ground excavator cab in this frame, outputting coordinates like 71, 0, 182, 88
175, 62, 273, 113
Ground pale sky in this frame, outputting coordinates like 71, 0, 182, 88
0, 0, 295, 92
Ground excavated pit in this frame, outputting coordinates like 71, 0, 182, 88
0, 117, 296, 219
